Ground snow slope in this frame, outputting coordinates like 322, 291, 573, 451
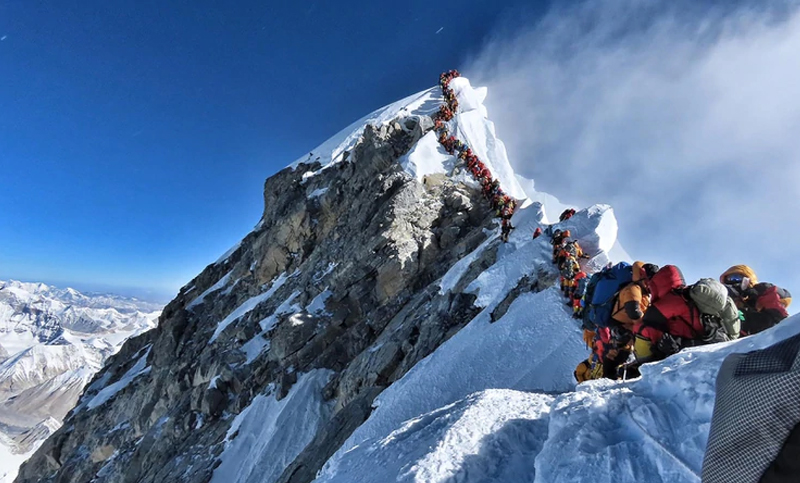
314, 317, 800, 483
210, 370, 334, 483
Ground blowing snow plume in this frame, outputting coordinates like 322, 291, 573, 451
466, 0, 800, 302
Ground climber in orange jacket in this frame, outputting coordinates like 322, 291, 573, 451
611, 262, 659, 328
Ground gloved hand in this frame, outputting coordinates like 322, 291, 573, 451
656, 333, 682, 356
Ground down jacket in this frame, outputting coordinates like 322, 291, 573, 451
635, 265, 702, 345
611, 261, 650, 327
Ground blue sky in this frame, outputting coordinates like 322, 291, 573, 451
2, 0, 798, 307
0, 0, 547, 301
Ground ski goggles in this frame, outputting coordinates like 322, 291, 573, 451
723, 273, 745, 285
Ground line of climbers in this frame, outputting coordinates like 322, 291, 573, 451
572, 260, 793, 382
538, 210, 793, 382
432, 70, 517, 242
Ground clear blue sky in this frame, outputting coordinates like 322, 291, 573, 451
0, 0, 549, 301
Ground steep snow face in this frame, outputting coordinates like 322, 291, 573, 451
0, 280, 160, 481
320, 390, 552, 483
316, 315, 800, 483
210, 370, 334, 483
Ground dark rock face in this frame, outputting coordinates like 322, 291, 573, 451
16, 118, 507, 483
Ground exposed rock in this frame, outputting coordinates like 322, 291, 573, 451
16, 118, 521, 483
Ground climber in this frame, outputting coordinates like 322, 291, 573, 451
574, 353, 604, 383
560, 255, 581, 296
556, 239, 589, 269
631, 265, 693, 364
597, 326, 636, 380
633, 266, 742, 365
571, 271, 589, 317
720, 265, 792, 336
501, 219, 514, 243
588, 262, 658, 378
740, 283, 791, 335
611, 262, 659, 328
484, 179, 501, 199
551, 229, 570, 263
559, 208, 576, 222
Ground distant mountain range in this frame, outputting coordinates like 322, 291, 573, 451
0, 280, 161, 482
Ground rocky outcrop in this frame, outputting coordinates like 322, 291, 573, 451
16, 116, 521, 483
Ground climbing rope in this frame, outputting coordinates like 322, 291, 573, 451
432, 70, 516, 241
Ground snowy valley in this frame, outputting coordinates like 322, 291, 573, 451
0, 281, 160, 482
14, 76, 798, 483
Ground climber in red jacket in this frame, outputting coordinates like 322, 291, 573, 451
632, 265, 704, 362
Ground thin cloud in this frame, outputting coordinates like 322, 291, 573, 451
467, 0, 800, 302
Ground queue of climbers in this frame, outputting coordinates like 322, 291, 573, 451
571, 259, 792, 382
539, 211, 793, 383
433, 70, 517, 242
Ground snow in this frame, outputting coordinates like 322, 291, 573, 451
289, 88, 441, 174
258, 291, 301, 332
399, 131, 454, 182
240, 334, 270, 365
209, 273, 294, 343
307, 187, 329, 199
187, 270, 233, 310
210, 370, 334, 483
209, 292, 274, 344
318, 390, 552, 483
215, 241, 242, 265
85, 346, 152, 411
0, 433, 36, 483
316, 310, 800, 483
317, 286, 586, 482
307, 289, 332, 315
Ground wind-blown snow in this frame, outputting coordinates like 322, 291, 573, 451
210, 370, 334, 483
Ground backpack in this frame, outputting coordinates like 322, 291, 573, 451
582, 262, 633, 329
560, 257, 579, 279
687, 278, 741, 341
563, 241, 579, 258
574, 276, 590, 299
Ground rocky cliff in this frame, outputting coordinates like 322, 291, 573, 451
16, 76, 621, 483
16, 104, 532, 482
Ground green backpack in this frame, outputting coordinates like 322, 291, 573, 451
688, 278, 741, 341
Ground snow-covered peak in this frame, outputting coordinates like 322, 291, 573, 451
289, 87, 441, 173
289, 77, 527, 202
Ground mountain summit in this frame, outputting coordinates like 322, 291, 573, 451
16, 75, 798, 483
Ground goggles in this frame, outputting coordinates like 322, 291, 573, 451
724, 273, 744, 285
